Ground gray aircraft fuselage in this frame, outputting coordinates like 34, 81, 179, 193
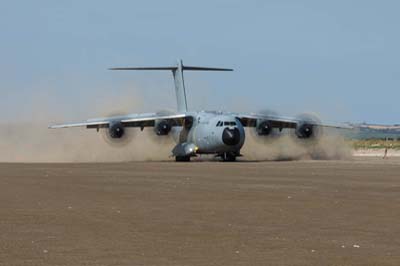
170, 111, 245, 155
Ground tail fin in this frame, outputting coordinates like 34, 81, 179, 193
110, 59, 233, 112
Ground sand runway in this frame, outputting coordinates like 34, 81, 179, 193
0, 158, 399, 265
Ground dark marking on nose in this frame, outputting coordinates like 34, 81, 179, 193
222, 127, 241, 146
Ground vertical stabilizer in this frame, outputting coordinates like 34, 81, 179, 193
172, 60, 188, 112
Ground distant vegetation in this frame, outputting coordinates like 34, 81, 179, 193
339, 123, 400, 149
343, 123, 400, 141
351, 139, 400, 150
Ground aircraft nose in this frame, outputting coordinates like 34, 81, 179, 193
222, 127, 241, 146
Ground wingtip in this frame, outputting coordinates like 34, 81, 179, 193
48, 124, 59, 129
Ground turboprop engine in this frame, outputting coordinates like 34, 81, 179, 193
295, 113, 322, 139
295, 123, 315, 139
101, 121, 134, 146
154, 120, 172, 136
256, 120, 273, 136
250, 109, 282, 142
109, 121, 125, 138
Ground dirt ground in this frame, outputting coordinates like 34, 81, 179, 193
0, 158, 399, 266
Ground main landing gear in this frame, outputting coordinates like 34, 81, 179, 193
221, 152, 237, 162
175, 155, 191, 162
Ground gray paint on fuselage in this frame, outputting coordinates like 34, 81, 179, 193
171, 111, 245, 154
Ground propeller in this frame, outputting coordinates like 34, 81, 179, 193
99, 112, 135, 147
249, 109, 282, 144
293, 113, 323, 141
146, 109, 177, 145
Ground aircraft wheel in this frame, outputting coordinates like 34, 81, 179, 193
222, 152, 236, 162
175, 156, 191, 162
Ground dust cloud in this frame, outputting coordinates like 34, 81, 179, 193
0, 125, 173, 162
0, 88, 173, 162
0, 87, 351, 162
242, 129, 352, 161
0, 124, 350, 163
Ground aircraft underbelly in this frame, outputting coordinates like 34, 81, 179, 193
190, 124, 245, 154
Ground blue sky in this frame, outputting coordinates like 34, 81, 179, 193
1, 0, 399, 124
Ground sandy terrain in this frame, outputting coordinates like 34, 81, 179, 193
0, 158, 399, 266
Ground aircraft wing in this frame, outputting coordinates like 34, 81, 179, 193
49, 113, 189, 129
236, 113, 352, 129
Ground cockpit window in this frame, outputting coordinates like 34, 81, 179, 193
217, 121, 237, 127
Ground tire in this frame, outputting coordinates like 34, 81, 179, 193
222, 152, 236, 162
175, 156, 191, 162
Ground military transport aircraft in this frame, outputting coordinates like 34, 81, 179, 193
49, 59, 349, 162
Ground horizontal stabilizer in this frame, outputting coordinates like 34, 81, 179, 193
182, 66, 233, 71
109, 59, 233, 113
109, 67, 177, 71
109, 64, 233, 72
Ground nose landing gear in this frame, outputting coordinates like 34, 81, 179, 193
220, 152, 238, 162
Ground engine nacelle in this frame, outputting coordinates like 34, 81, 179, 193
296, 123, 315, 139
256, 120, 273, 136
294, 113, 323, 140
155, 120, 172, 136
108, 121, 125, 139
